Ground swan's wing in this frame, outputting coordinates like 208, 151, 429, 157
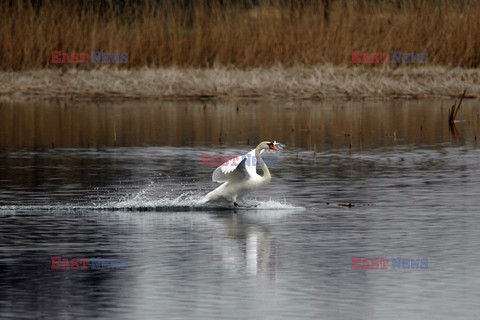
212, 148, 260, 183
243, 148, 260, 176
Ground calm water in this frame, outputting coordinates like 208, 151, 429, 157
1, 100, 480, 319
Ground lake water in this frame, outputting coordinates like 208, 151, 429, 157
1, 99, 480, 319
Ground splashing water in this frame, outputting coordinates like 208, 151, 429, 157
99, 187, 305, 212
0, 183, 304, 213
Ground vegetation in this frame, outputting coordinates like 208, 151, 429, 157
1, 0, 479, 71
2, 66, 478, 100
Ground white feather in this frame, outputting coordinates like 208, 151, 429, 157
200, 141, 284, 205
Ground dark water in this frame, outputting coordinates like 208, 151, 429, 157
1, 100, 480, 319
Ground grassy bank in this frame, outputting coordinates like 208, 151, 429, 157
1, 0, 480, 70
1, 66, 478, 101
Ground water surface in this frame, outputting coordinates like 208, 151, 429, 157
1, 100, 479, 319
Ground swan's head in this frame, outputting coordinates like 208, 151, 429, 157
258, 141, 279, 151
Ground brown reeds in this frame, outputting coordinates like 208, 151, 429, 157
449, 89, 466, 124
449, 89, 467, 137
1, 0, 480, 71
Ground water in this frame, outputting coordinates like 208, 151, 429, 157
1, 100, 480, 319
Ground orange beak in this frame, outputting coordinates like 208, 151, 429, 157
269, 144, 279, 151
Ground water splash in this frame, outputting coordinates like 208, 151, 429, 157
99, 190, 304, 212
0, 188, 304, 213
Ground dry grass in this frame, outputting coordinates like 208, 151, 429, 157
1, 66, 479, 101
1, 0, 480, 70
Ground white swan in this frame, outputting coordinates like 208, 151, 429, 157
200, 141, 284, 206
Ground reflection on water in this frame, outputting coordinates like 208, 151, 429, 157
0, 99, 479, 150
1, 100, 480, 319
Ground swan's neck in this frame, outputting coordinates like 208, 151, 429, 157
255, 147, 271, 182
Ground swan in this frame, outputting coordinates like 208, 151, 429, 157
200, 141, 284, 206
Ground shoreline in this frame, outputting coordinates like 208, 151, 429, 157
1, 66, 479, 102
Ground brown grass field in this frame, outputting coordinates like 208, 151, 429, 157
1, 0, 479, 100
1, 0, 479, 70
1, 66, 479, 100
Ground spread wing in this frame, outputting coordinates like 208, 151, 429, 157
212, 148, 260, 183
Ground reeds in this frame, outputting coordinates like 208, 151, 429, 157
449, 89, 466, 124
1, 0, 479, 71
